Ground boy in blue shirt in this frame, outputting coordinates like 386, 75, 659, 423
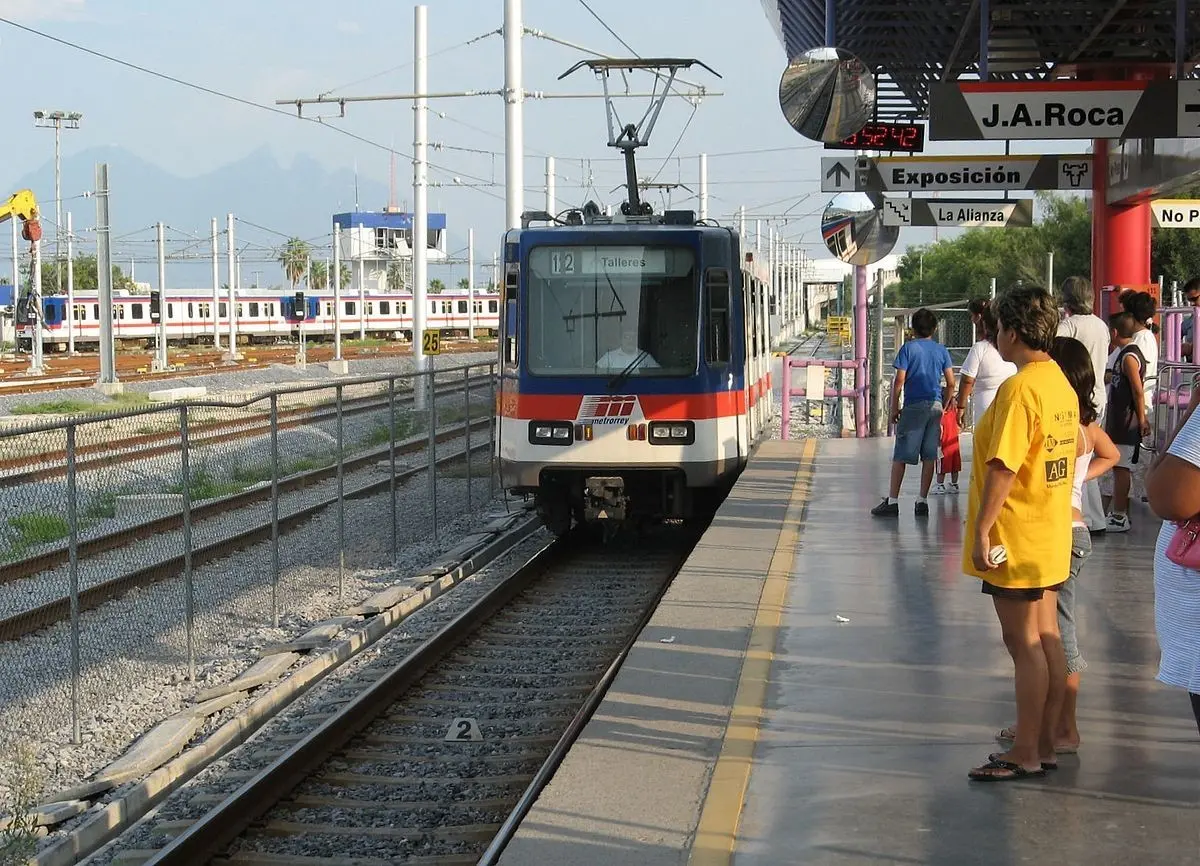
872, 308, 956, 517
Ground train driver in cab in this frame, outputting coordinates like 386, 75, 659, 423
597, 321, 660, 371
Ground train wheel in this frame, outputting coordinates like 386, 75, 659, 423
535, 492, 572, 538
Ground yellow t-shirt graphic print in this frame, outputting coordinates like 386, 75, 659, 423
962, 360, 1079, 589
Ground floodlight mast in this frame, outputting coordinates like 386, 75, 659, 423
559, 58, 719, 216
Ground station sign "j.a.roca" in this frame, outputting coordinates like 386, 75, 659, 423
929, 80, 1200, 140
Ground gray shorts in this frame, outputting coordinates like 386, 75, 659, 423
1059, 525, 1093, 675
893, 400, 942, 465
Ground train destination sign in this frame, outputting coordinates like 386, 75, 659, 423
930, 80, 1200, 141
881, 197, 1033, 229
1150, 200, 1200, 229
820, 154, 1091, 193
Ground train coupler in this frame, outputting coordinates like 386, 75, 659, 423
583, 476, 626, 522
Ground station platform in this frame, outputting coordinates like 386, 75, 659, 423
498, 437, 1200, 866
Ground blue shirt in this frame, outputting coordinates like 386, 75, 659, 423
894, 338, 952, 404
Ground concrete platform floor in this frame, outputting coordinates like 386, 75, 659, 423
499, 437, 1199, 866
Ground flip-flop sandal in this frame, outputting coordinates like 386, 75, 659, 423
969, 758, 1046, 782
990, 752, 1057, 771
990, 752, 1057, 770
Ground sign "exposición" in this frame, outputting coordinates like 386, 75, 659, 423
820, 155, 1091, 193
930, 80, 1200, 141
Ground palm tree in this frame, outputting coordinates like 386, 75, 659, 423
429, 278, 446, 293
278, 237, 311, 289
309, 261, 328, 291
338, 262, 352, 291
457, 277, 470, 290
386, 260, 405, 291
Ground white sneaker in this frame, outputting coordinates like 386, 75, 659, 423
930, 482, 946, 495
1107, 512, 1131, 533
946, 481, 960, 495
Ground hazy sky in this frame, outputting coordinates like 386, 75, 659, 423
0, 0, 1090, 278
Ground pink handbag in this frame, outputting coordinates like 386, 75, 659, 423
1166, 519, 1200, 569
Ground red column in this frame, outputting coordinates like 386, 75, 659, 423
1091, 140, 1151, 315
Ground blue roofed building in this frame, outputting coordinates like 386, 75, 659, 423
333, 209, 448, 294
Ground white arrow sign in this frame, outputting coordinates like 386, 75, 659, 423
820, 157, 854, 191
1151, 199, 1200, 229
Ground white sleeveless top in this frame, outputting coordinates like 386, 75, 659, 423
1070, 424, 1093, 514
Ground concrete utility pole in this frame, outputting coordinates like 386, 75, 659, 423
95, 163, 118, 390
29, 237, 43, 374
155, 221, 167, 372
33, 110, 82, 316
545, 156, 555, 215
66, 212, 75, 355
226, 213, 238, 358
467, 227, 475, 341
211, 217, 220, 350
333, 222, 345, 366
504, 0, 524, 229
699, 153, 708, 220
413, 3, 429, 407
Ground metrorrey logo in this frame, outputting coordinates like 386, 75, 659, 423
577, 395, 637, 425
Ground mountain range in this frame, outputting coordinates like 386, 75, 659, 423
9, 146, 391, 282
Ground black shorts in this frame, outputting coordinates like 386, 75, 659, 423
981, 580, 1066, 601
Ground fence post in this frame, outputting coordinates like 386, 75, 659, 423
270, 393, 280, 627
781, 360, 791, 440
66, 422, 81, 744
336, 383, 345, 601
464, 365, 472, 512
388, 378, 398, 565
428, 370, 438, 540
179, 405, 196, 682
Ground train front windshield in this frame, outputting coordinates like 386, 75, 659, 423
525, 244, 697, 378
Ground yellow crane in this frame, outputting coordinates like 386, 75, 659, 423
0, 188, 42, 248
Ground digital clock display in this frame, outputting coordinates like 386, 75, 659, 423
825, 122, 925, 153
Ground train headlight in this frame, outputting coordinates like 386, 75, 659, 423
647, 421, 695, 445
528, 420, 574, 446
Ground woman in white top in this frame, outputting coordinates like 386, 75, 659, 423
1145, 385, 1200, 735
955, 302, 1017, 429
994, 337, 1118, 752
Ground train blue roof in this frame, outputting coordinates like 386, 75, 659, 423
333, 211, 447, 230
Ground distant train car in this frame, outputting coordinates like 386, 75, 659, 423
18, 287, 502, 350
495, 204, 772, 536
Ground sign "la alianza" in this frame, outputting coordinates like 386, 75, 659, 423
930, 80, 1200, 141
881, 198, 1032, 229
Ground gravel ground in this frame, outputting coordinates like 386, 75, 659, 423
80, 528, 553, 866
0, 443, 528, 825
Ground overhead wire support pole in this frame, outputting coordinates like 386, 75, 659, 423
504, 0, 524, 230
66, 212, 75, 355
95, 163, 117, 389
414, 3, 430, 408
210, 217, 220, 350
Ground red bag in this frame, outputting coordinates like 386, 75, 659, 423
1166, 519, 1200, 569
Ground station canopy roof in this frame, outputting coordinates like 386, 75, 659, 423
763, 0, 1200, 120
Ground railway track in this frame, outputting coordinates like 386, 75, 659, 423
0, 374, 492, 488
0, 417, 493, 642
132, 526, 697, 865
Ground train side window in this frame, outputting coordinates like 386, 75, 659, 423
379, 301, 391, 315
73, 304, 86, 321
401, 302, 408, 314
366, 301, 375, 315
168, 303, 175, 320
249, 302, 260, 318
345, 301, 356, 315
219, 302, 227, 318
488, 300, 498, 313
236, 303, 244, 317
131, 304, 144, 320
324, 303, 332, 317
705, 267, 731, 365
457, 300, 467, 314
200, 303, 211, 318
93, 304, 99, 320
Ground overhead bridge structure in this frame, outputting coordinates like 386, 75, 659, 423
761, 0, 1200, 300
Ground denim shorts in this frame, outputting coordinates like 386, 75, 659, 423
1058, 525, 1093, 675
893, 400, 942, 465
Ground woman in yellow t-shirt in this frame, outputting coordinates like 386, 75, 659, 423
963, 286, 1079, 782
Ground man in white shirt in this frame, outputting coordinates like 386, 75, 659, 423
1057, 275, 1111, 533
597, 324, 660, 371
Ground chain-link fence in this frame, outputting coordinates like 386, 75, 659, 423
0, 362, 496, 752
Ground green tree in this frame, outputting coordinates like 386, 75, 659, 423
338, 262, 351, 290
309, 260, 328, 291
278, 237, 311, 289
457, 276, 470, 290
37, 255, 134, 295
429, 278, 446, 293
386, 261, 405, 291
1151, 180, 1200, 288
